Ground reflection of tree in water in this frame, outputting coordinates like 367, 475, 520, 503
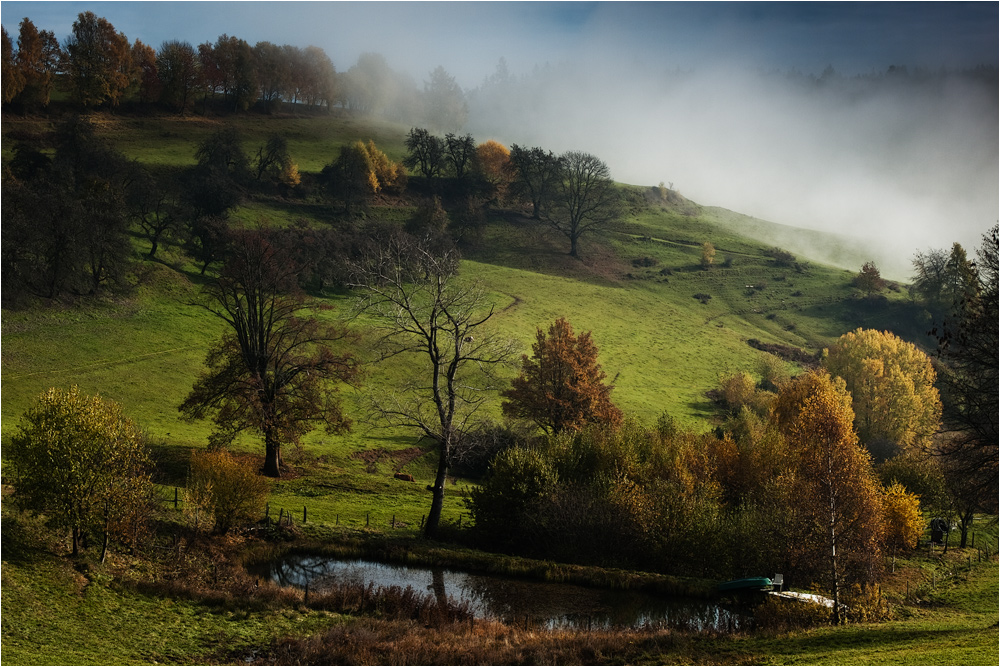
253, 557, 747, 631
429, 568, 447, 604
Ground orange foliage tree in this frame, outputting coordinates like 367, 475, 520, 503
501, 317, 622, 435
475, 139, 514, 203
773, 370, 885, 623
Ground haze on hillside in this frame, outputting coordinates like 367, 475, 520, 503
4, 1, 996, 279
464, 59, 998, 280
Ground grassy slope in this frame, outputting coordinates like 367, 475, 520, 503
1, 108, 934, 540
4, 110, 983, 665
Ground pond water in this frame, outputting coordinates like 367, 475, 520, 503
251, 555, 748, 632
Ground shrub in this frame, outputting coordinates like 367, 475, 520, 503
693, 292, 712, 304
10, 386, 153, 559
754, 596, 831, 631
187, 450, 271, 534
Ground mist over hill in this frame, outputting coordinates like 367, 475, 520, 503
465, 62, 998, 280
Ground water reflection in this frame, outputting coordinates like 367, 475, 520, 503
252, 555, 746, 632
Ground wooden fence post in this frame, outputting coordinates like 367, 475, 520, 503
366, 512, 369, 527
303, 506, 307, 524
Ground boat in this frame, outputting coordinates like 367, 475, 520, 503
716, 577, 773, 593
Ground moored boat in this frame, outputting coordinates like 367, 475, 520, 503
716, 577, 773, 593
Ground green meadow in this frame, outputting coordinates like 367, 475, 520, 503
3, 110, 993, 665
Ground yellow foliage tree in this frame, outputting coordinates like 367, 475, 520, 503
823, 328, 942, 459
10, 386, 153, 559
881, 482, 924, 567
187, 450, 272, 534
773, 370, 884, 623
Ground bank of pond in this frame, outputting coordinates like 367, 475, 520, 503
250, 554, 759, 632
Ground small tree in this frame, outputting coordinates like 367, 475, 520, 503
881, 482, 923, 570
187, 450, 271, 534
474, 139, 514, 204
502, 317, 623, 435
853, 261, 885, 297
402, 127, 445, 181
701, 242, 716, 269
10, 386, 153, 559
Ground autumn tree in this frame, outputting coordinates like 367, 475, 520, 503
253, 134, 300, 190
509, 144, 563, 219
2, 27, 22, 104
853, 260, 885, 297
823, 328, 942, 461
10, 386, 153, 560
62, 11, 133, 109
881, 482, 923, 570
701, 241, 716, 269
348, 233, 516, 537
474, 139, 514, 204
772, 370, 885, 623
131, 39, 161, 106
502, 317, 623, 435
180, 227, 359, 477
546, 151, 623, 257
12, 18, 60, 111
322, 140, 404, 216
186, 450, 271, 533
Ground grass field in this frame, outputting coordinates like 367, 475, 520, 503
3, 109, 987, 665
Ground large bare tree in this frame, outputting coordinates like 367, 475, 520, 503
546, 151, 623, 258
349, 233, 516, 537
180, 227, 358, 477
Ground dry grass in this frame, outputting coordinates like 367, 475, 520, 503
255, 616, 714, 666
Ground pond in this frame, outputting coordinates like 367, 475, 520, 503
251, 555, 749, 632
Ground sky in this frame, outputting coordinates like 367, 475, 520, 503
2, 2, 998, 277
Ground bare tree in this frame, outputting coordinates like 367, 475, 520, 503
546, 151, 623, 258
349, 233, 516, 537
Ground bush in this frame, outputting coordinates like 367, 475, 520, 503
693, 292, 712, 304
187, 450, 271, 534
754, 596, 832, 631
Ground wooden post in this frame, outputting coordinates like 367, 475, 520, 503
336, 514, 339, 526
303, 506, 307, 524
391, 514, 396, 528
279, 508, 284, 525
366, 512, 369, 527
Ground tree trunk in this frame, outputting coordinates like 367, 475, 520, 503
263, 430, 282, 478
424, 440, 449, 538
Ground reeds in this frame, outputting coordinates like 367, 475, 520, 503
255, 616, 700, 665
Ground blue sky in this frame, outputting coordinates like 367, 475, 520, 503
2, 2, 996, 87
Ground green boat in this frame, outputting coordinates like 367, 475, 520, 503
716, 577, 773, 593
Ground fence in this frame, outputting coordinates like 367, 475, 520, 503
159, 486, 468, 532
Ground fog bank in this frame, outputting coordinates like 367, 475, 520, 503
467, 63, 998, 280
